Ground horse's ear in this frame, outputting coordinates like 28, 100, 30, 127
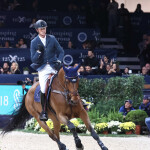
63, 65, 69, 73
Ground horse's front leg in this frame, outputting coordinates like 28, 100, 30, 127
79, 109, 108, 150
67, 120, 84, 150
58, 114, 84, 150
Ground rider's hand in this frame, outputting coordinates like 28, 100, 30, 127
54, 60, 62, 71
37, 44, 44, 53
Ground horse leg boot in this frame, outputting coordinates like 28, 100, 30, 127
67, 121, 84, 150
56, 139, 68, 150
90, 126, 108, 150
79, 110, 108, 150
39, 92, 48, 121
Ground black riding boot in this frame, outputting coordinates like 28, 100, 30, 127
40, 92, 48, 121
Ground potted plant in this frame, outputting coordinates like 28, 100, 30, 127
107, 121, 121, 134
125, 110, 148, 134
23, 67, 30, 75
94, 123, 108, 134
119, 122, 136, 134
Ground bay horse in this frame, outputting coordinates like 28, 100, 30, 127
1, 65, 108, 150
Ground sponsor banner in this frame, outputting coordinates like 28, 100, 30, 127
0, 85, 31, 115
0, 48, 117, 73
0, 11, 87, 28
0, 28, 100, 49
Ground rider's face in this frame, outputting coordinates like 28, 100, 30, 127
37, 27, 46, 38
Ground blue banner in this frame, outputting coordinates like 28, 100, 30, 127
0, 85, 31, 115
0, 28, 100, 49
0, 11, 87, 28
0, 48, 117, 73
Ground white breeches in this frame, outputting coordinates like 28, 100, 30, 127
38, 64, 57, 93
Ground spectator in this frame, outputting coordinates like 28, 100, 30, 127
67, 40, 76, 49
83, 48, 99, 74
29, 18, 37, 28
82, 40, 90, 50
78, 65, 85, 75
145, 117, 150, 135
145, 63, 150, 75
32, 0, 39, 12
0, 66, 3, 74
3, 40, 12, 48
134, 4, 144, 14
10, 62, 21, 74
84, 65, 93, 75
109, 63, 121, 76
137, 34, 148, 68
119, 100, 135, 117
118, 3, 129, 28
107, 0, 119, 36
16, 38, 27, 48
1, 62, 10, 74
122, 67, 129, 75
99, 55, 110, 74
139, 95, 150, 117
141, 66, 148, 76
104, 64, 111, 75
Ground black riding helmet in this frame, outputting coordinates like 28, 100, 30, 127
34, 19, 47, 29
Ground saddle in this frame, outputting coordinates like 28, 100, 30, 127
34, 74, 56, 103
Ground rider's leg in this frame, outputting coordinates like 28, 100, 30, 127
38, 64, 57, 121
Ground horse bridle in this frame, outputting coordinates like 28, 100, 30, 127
52, 75, 79, 105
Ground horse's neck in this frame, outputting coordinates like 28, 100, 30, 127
54, 68, 65, 89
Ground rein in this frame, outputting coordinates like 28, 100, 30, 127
51, 75, 79, 105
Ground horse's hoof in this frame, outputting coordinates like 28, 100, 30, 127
76, 145, 84, 150
102, 146, 108, 150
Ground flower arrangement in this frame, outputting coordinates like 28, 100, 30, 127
107, 121, 121, 133
94, 123, 108, 133
119, 122, 136, 132
77, 124, 87, 133
40, 120, 54, 132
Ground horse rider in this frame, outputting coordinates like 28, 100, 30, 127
30, 19, 64, 121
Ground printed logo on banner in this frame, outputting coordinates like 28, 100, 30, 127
12, 16, 31, 23
30, 33, 37, 40
92, 30, 101, 41
0, 15, 6, 23
23, 32, 37, 40
63, 16, 72, 25
77, 32, 87, 42
13, 89, 21, 111
2, 55, 25, 62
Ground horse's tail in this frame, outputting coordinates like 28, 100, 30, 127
1, 94, 30, 135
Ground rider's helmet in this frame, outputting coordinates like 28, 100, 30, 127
34, 20, 47, 29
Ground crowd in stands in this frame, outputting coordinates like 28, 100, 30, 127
119, 96, 150, 134
0, 0, 150, 74
0, 61, 21, 74
0, 0, 146, 37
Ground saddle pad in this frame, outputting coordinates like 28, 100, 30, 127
34, 85, 41, 103
34, 74, 56, 103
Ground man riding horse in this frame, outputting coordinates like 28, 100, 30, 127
30, 19, 64, 121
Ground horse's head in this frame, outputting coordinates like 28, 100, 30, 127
62, 64, 80, 105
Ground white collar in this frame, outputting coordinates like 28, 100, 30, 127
39, 35, 46, 46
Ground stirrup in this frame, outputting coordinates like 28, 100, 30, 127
39, 111, 48, 121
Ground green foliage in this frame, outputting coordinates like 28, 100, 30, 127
104, 77, 126, 101
88, 108, 100, 123
107, 109, 124, 122
125, 110, 148, 125
79, 78, 106, 103
123, 75, 145, 108
79, 75, 144, 115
